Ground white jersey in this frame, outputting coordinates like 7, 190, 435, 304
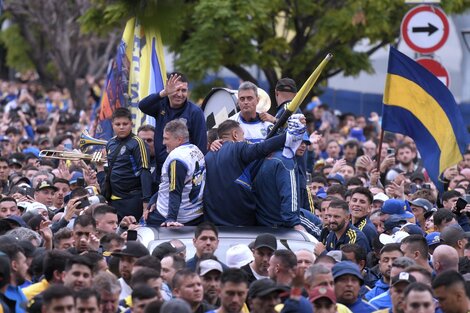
230, 113, 273, 143
157, 143, 205, 223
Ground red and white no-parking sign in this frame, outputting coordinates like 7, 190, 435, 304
401, 5, 449, 54
416, 58, 450, 87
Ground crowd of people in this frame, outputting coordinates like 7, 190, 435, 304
0, 72, 470, 313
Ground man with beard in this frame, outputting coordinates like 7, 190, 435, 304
314, 199, 370, 256
349, 187, 377, 244
63, 255, 94, 292
206, 269, 249, 313
365, 244, 403, 301
173, 268, 214, 313
70, 215, 100, 255
385, 143, 424, 182
241, 233, 276, 284
0, 243, 28, 313
198, 259, 223, 307
111, 241, 150, 300
332, 261, 376, 312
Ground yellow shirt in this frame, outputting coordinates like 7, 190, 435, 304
22, 279, 49, 301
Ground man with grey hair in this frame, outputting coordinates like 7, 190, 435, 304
93, 271, 123, 313
230, 81, 273, 143
146, 119, 206, 227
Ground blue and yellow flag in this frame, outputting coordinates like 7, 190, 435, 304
382, 47, 469, 186
94, 18, 166, 140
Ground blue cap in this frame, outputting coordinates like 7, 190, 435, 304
349, 128, 366, 142
69, 172, 84, 184
23, 147, 40, 157
316, 187, 327, 199
306, 97, 321, 111
302, 133, 311, 145
401, 223, 425, 236
332, 261, 363, 285
426, 232, 441, 247
327, 173, 345, 185
381, 199, 414, 219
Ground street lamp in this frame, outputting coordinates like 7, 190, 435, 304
462, 29, 470, 52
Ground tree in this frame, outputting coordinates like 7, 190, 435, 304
83, 0, 470, 102
1, 0, 121, 108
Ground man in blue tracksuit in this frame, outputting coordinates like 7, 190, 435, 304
253, 133, 322, 237
138, 72, 207, 185
204, 115, 306, 226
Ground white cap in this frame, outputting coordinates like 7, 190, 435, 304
23, 202, 48, 214
226, 244, 254, 268
373, 192, 389, 203
198, 260, 223, 276
379, 231, 410, 245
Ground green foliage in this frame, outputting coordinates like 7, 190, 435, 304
81, 0, 470, 94
0, 24, 34, 72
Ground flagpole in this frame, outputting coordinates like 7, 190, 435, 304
376, 128, 384, 171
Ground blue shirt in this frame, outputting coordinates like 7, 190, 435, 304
369, 290, 391, 309
5, 285, 27, 313
325, 224, 371, 253
365, 278, 389, 301
347, 298, 377, 313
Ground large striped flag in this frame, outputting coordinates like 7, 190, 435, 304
94, 18, 166, 140
382, 47, 469, 187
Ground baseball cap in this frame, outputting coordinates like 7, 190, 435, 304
383, 215, 407, 233
226, 244, 254, 268
332, 261, 364, 284
373, 192, 389, 203
426, 232, 441, 247
198, 259, 223, 276
22, 147, 40, 157
112, 241, 149, 258
327, 173, 345, 185
410, 172, 425, 183
253, 233, 277, 251
69, 172, 84, 185
2, 216, 29, 228
8, 158, 22, 168
248, 279, 288, 299
9, 175, 31, 187
152, 241, 185, 260
379, 231, 410, 245
35, 180, 58, 192
400, 223, 425, 236
381, 199, 414, 219
309, 286, 336, 304
275, 78, 297, 93
391, 272, 416, 287
349, 128, 366, 142
326, 250, 347, 263
440, 225, 470, 246
409, 198, 433, 212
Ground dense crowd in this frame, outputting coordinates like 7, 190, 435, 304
0, 73, 470, 313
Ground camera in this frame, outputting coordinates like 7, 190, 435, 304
387, 148, 395, 155
77, 195, 106, 209
455, 194, 470, 215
